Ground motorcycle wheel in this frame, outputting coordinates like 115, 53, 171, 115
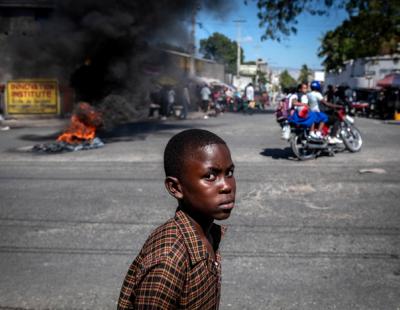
340, 124, 362, 152
290, 134, 317, 160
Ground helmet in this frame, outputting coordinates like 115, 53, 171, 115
310, 80, 321, 92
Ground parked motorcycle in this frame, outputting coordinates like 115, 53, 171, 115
279, 109, 362, 160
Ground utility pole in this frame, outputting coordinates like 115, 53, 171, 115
189, 2, 199, 76
234, 19, 246, 78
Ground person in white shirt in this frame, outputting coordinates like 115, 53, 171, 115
308, 81, 343, 144
245, 83, 255, 115
200, 84, 211, 118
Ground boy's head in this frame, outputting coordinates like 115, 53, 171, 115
164, 129, 236, 221
164, 129, 226, 179
298, 83, 308, 94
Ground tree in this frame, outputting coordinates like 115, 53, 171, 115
298, 64, 312, 83
279, 70, 296, 91
253, 0, 400, 70
257, 70, 268, 85
253, 1, 398, 40
318, 3, 400, 71
199, 32, 244, 74
253, 0, 340, 42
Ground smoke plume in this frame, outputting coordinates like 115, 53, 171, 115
5, 0, 232, 122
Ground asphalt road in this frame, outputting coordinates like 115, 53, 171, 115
0, 111, 399, 310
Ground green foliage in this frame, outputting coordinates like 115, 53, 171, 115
279, 70, 296, 90
199, 32, 244, 74
298, 64, 312, 83
253, 0, 338, 42
253, 0, 400, 70
257, 70, 268, 84
318, 1, 400, 71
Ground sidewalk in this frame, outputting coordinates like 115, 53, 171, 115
383, 120, 400, 125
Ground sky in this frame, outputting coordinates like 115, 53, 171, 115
196, 1, 348, 70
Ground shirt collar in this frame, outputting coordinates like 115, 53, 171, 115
174, 209, 226, 265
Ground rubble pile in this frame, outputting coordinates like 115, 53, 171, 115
98, 94, 147, 129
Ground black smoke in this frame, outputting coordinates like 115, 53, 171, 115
5, 0, 233, 121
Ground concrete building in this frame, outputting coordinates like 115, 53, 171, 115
0, 0, 55, 82
233, 59, 270, 91
325, 54, 400, 89
162, 49, 225, 82
313, 71, 325, 82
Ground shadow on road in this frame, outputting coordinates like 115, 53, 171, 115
19, 132, 62, 142
98, 121, 195, 143
16, 120, 196, 144
238, 109, 276, 115
260, 147, 295, 160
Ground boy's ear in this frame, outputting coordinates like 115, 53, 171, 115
165, 176, 183, 200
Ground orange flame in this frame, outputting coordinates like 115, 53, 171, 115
57, 102, 102, 144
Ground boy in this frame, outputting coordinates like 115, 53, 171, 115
118, 129, 236, 309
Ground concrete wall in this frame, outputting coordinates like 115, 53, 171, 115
164, 50, 225, 82
0, 5, 53, 83
326, 55, 400, 89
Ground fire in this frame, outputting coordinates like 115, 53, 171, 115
57, 102, 102, 144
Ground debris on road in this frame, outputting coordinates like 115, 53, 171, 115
33, 137, 104, 153
32, 102, 104, 153
358, 168, 387, 174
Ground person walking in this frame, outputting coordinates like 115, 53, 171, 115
200, 84, 211, 119
245, 83, 255, 115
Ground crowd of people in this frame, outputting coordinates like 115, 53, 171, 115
147, 81, 270, 120
322, 84, 399, 120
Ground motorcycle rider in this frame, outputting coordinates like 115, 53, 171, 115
286, 84, 318, 129
291, 83, 327, 139
308, 81, 343, 144
290, 83, 308, 112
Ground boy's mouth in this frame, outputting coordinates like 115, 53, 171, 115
218, 200, 235, 210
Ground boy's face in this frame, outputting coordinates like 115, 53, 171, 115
179, 144, 236, 221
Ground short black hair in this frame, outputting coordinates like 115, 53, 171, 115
164, 129, 227, 178
297, 82, 307, 91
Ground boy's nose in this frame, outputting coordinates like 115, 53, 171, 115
219, 177, 234, 193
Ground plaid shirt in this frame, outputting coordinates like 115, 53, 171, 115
118, 209, 226, 310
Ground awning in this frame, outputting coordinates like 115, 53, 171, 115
377, 73, 400, 88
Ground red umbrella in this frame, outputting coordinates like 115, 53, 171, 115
377, 73, 400, 88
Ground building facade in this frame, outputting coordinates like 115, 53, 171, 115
0, 0, 54, 83
325, 54, 400, 89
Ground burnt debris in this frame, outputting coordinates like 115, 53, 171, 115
33, 137, 104, 153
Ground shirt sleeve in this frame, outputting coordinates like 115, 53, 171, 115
122, 256, 185, 310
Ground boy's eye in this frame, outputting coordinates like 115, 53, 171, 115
227, 169, 234, 177
205, 173, 217, 181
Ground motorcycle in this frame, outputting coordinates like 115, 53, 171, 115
278, 109, 363, 160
